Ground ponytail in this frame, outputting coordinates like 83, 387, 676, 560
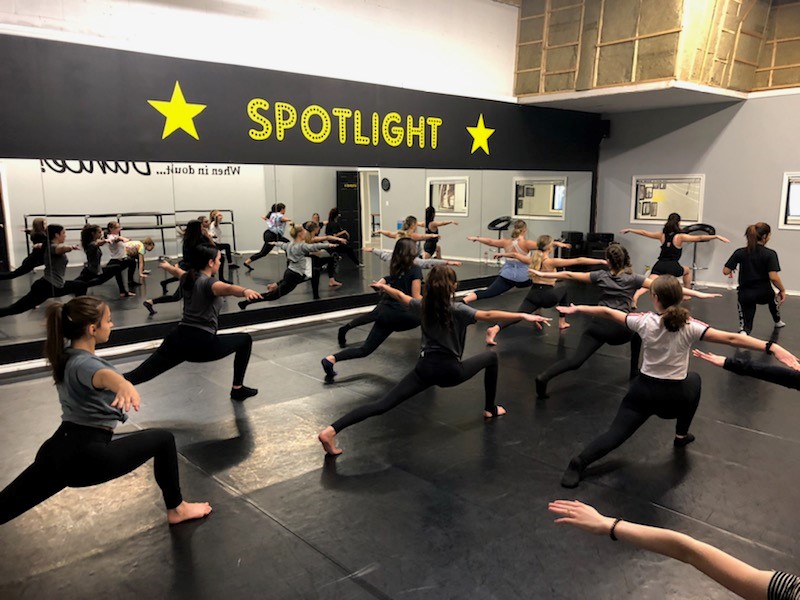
510, 220, 527, 239
605, 242, 633, 274
421, 266, 458, 332
45, 297, 107, 383
745, 222, 770, 253
650, 276, 690, 331
182, 245, 219, 291
530, 235, 552, 271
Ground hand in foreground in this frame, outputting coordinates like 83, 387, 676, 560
548, 500, 613, 535
111, 381, 141, 412
692, 348, 725, 367
556, 303, 580, 315
158, 260, 173, 271
695, 291, 722, 299
467, 236, 478, 242
528, 269, 545, 277
772, 345, 800, 370
446, 260, 462, 266
242, 288, 262, 301
370, 281, 387, 292
717, 235, 731, 243
521, 314, 551, 329
620, 228, 632, 234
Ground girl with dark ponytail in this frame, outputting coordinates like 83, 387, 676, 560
75, 224, 130, 298
421, 205, 458, 259
0, 296, 211, 526
529, 243, 720, 399
125, 247, 263, 401
555, 275, 799, 488
317, 265, 551, 455
723, 222, 786, 335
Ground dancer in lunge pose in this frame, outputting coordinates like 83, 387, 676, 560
693, 349, 800, 391
374, 215, 438, 251
325, 208, 362, 267
238, 222, 342, 308
0, 296, 211, 526
243, 203, 292, 271
75, 225, 131, 298
422, 206, 458, 259
322, 238, 424, 380
209, 209, 238, 269
549, 499, 800, 600
317, 265, 551, 455
723, 222, 786, 334
124, 236, 155, 285
307, 220, 344, 293
125, 246, 262, 401
621, 212, 729, 306
462, 221, 570, 304
105, 222, 140, 289
0, 225, 88, 318
529, 243, 720, 399
0, 218, 47, 281
483, 234, 607, 344
556, 275, 799, 488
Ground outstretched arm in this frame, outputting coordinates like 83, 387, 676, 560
641, 277, 721, 299
475, 310, 550, 328
528, 269, 593, 284
370, 281, 413, 305
702, 328, 800, 370
557, 304, 627, 325
94, 369, 141, 413
467, 236, 507, 249
159, 261, 185, 278
548, 500, 774, 600
620, 228, 662, 240
677, 233, 730, 244
693, 349, 800, 390
546, 257, 607, 269
495, 251, 532, 264
211, 281, 262, 301
374, 229, 398, 239
430, 220, 458, 229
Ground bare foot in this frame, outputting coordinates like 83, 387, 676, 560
329, 279, 343, 287
485, 325, 499, 346
167, 500, 212, 525
484, 405, 507, 419
559, 320, 571, 330
318, 426, 342, 455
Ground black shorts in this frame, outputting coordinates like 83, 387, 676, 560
651, 260, 684, 277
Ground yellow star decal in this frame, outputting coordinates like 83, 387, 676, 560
147, 81, 207, 140
466, 114, 495, 155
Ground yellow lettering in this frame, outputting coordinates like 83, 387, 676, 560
301, 105, 331, 144
353, 110, 370, 146
406, 115, 425, 148
426, 117, 443, 149
371, 112, 380, 146
332, 108, 353, 144
274, 102, 297, 141
382, 112, 403, 147
247, 98, 272, 141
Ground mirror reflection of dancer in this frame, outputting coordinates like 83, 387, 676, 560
243, 203, 292, 272
322, 238, 424, 381
422, 206, 458, 259
317, 265, 551, 455
556, 275, 799, 488
238, 222, 342, 309
0, 217, 47, 281
125, 246, 262, 401
105, 222, 140, 289
548, 500, 800, 600
529, 243, 720, 399
723, 222, 786, 335
326, 208, 362, 267
0, 225, 88, 318
693, 349, 800, 391
621, 212, 729, 307
484, 234, 608, 344
209, 209, 238, 270
462, 221, 570, 304
374, 215, 438, 254
307, 220, 344, 293
75, 225, 131, 298
0, 296, 212, 526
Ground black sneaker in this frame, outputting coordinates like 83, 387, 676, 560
229, 264, 240, 270
673, 433, 695, 448
535, 376, 549, 399
560, 457, 584, 488
337, 327, 348, 348
160, 281, 169, 295
230, 386, 258, 401
143, 300, 156, 316
238, 300, 248, 311
321, 358, 337, 382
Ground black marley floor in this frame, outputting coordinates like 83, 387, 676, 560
0, 284, 798, 599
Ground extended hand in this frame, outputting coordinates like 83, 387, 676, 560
717, 235, 731, 243
773, 345, 800, 370
110, 381, 141, 412
243, 288, 262, 301
556, 303, 580, 315
522, 314, 551, 329
548, 500, 612, 535
692, 348, 725, 367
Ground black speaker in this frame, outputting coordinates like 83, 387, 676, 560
586, 232, 614, 259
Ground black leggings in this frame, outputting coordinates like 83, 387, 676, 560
575, 372, 701, 467
124, 325, 253, 387
248, 231, 288, 263
538, 318, 642, 382
77, 264, 127, 294
107, 257, 137, 283
311, 255, 337, 299
331, 351, 499, 432
0, 277, 88, 318
216, 242, 233, 263
0, 421, 182, 523
334, 305, 420, 362
737, 285, 780, 334
331, 244, 360, 267
243, 268, 307, 306
497, 284, 568, 331
474, 275, 531, 301
0, 249, 44, 281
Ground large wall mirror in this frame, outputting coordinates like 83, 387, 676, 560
0, 159, 593, 350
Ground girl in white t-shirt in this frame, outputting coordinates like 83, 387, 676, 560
556, 275, 799, 489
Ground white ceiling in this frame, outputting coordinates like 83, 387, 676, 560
518, 80, 749, 114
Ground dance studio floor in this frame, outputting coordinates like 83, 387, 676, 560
0, 285, 798, 598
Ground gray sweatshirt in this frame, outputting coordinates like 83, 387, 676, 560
275, 241, 335, 277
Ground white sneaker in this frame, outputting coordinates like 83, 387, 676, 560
775, 320, 786, 328
738, 330, 747, 335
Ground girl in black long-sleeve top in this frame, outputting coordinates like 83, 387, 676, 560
0, 218, 47, 281
694, 348, 800, 390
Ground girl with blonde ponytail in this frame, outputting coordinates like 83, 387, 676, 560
723, 222, 785, 335
463, 222, 572, 304
0, 296, 211, 526
484, 235, 607, 345
555, 275, 799, 488
317, 265, 551, 455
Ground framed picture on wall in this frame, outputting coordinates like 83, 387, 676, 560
428, 177, 468, 216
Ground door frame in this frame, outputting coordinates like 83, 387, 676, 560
358, 168, 380, 246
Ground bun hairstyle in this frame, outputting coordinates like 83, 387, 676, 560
390, 237, 417, 277
45, 296, 107, 383
605, 242, 633, 274
651, 275, 690, 332
530, 235, 553, 271
80, 224, 102, 250
403, 215, 418, 231
510, 220, 527, 239
663, 212, 682, 235
745, 222, 771, 253
421, 265, 458, 332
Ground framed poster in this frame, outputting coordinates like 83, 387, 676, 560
428, 177, 468, 216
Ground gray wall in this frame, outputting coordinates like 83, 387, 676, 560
597, 94, 800, 290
